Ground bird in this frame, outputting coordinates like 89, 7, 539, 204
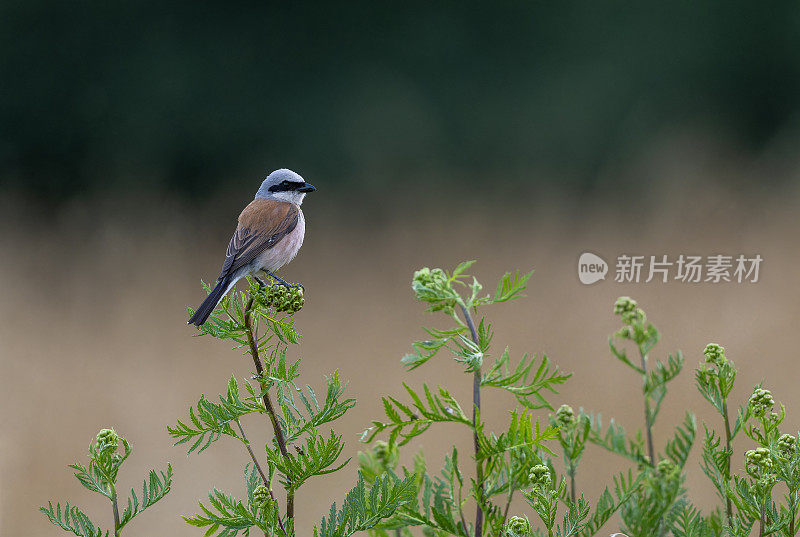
188, 169, 316, 326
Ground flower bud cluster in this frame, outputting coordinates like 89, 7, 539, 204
253, 485, 270, 509
372, 440, 399, 471
777, 434, 797, 458
555, 404, 575, 427
614, 296, 637, 315
255, 284, 304, 313
745, 447, 773, 476
506, 515, 532, 537
656, 458, 677, 477
749, 388, 775, 418
703, 343, 726, 366
614, 296, 645, 325
413, 267, 448, 290
528, 465, 551, 489
95, 428, 119, 455
412, 267, 458, 312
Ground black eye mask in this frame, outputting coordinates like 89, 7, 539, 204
268, 180, 302, 192
268, 180, 316, 193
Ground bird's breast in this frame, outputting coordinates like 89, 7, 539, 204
257, 208, 306, 273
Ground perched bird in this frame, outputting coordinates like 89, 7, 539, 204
188, 169, 316, 326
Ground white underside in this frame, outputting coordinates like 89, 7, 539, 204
252, 208, 305, 274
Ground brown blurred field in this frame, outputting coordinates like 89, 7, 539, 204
3, 166, 800, 535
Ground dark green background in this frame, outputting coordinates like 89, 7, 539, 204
3, 1, 799, 200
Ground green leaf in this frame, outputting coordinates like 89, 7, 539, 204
585, 412, 649, 466
402, 327, 465, 371
266, 430, 350, 490
477, 410, 559, 467
40, 502, 108, 537
363, 384, 472, 445
481, 349, 570, 410
185, 474, 288, 537
644, 352, 684, 396
556, 496, 591, 537
663, 413, 697, 469
671, 503, 715, 537
489, 270, 533, 304
118, 464, 173, 530
69, 462, 111, 499
609, 338, 645, 375
168, 376, 263, 454
451, 260, 477, 280
280, 369, 356, 444
578, 471, 645, 537
313, 472, 417, 537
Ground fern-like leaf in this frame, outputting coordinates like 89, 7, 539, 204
314, 472, 417, 537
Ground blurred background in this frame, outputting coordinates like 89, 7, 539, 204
3, 1, 800, 535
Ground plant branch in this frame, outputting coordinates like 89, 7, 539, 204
110, 487, 120, 537
722, 399, 734, 527
244, 297, 295, 521
235, 418, 286, 535
570, 469, 577, 505
461, 303, 484, 537
502, 488, 515, 527
639, 345, 655, 466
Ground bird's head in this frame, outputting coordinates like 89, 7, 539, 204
255, 169, 316, 204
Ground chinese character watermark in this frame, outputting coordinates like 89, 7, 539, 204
579, 252, 762, 285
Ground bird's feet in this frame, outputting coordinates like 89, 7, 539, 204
264, 271, 304, 291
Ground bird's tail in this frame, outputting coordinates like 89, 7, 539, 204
188, 276, 233, 326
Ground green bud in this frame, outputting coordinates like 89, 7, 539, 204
749, 388, 775, 417
253, 485, 270, 508
657, 458, 677, 477
96, 428, 119, 454
757, 472, 778, 489
528, 464, 551, 489
616, 326, 634, 339
621, 308, 645, 325
777, 434, 797, 458
703, 343, 726, 365
614, 296, 637, 315
412, 267, 452, 304
746, 447, 773, 476
372, 441, 399, 471
556, 404, 575, 427
506, 515, 531, 537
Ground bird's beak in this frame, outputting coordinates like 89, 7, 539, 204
297, 182, 316, 193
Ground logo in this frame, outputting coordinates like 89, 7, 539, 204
577, 252, 763, 285
578, 252, 608, 285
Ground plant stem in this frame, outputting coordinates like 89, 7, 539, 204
570, 469, 577, 505
235, 418, 287, 535
639, 346, 655, 466
460, 304, 484, 537
759, 499, 766, 537
722, 399, 734, 527
244, 297, 295, 521
110, 486, 120, 537
502, 488, 515, 527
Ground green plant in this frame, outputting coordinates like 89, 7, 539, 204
173, 277, 415, 537
695, 341, 800, 537
46, 259, 800, 537
361, 262, 643, 537
579, 297, 697, 537
40, 428, 172, 537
